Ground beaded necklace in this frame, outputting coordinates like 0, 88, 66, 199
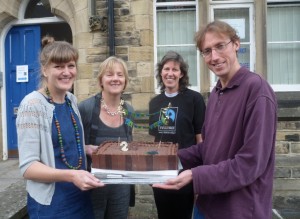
45, 88, 83, 170
101, 98, 125, 116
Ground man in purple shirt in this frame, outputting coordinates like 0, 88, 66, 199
153, 20, 277, 219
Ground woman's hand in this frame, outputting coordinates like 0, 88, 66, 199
71, 170, 104, 190
85, 144, 99, 156
152, 169, 193, 190
23, 161, 104, 190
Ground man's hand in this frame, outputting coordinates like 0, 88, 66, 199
152, 169, 193, 190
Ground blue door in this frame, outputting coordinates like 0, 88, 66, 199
5, 25, 40, 157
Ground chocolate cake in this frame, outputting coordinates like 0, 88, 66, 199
91, 141, 178, 171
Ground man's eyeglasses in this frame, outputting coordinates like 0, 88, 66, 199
200, 40, 232, 58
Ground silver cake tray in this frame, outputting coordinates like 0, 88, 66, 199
92, 168, 178, 184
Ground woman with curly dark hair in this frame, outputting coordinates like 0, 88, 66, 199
149, 51, 206, 219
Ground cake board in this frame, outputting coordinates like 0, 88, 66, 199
92, 168, 179, 184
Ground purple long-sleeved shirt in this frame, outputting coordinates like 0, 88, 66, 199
178, 67, 277, 219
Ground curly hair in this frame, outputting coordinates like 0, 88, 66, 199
156, 51, 190, 93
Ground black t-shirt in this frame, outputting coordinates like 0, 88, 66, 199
149, 89, 205, 149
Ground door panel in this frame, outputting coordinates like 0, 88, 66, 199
5, 25, 40, 157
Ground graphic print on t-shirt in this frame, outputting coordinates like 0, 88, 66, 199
158, 106, 178, 135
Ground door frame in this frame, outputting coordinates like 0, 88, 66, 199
0, 1, 63, 160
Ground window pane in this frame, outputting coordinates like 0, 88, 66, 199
238, 44, 251, 69
214, 8, 251, 69
25, 0, 53, 19
267, 5, 300, 84
267, 5, 300, 42
156, 2, 198, 87
157, 46, 198, 86
214, 8, 250, 42
267, 43, 300, 84
157, 7, 196, 45
157, 0, 195, 2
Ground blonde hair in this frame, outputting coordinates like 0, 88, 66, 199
97, 56, 129, 91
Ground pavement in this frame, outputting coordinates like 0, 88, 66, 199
0, 159, 27, 219
0, 159, 298, 219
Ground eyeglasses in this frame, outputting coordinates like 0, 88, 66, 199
200, 40, 232, 58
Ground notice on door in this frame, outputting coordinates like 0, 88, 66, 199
221, 19, 245, 39
16, 65, 29, 82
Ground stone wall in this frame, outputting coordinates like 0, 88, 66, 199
76, 0, 155, 113
273, 120, 300, 213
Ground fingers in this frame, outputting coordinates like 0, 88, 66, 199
152, 178, 180, 190
86, 173, 105, 187
152, 175, 187, 190
152, 183, 180, 190
85, 145, 99, 156
91, 145, 99, 152
73, 170, 104, 190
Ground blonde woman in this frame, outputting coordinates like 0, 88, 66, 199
79, 56, 134, 219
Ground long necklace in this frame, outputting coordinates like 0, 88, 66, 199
45, 88, 83, 170
101, 98, 125, 116
100, 98, 128, 151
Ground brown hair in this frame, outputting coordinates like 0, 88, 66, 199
39, 36, 78, 87
195, 20, 240, 52
97, 56, 129, 91
40, 36, 78, 67
156, 51, 190, 93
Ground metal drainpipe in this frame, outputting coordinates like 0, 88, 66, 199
89, 0, 96, 15
108, 0, 115, 56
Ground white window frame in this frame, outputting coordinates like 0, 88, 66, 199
153, 1, 200, 94
267, 0, 299, 2
210, 0, 253, 3
209, 3, 255, 90
267, 0, 300, 92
